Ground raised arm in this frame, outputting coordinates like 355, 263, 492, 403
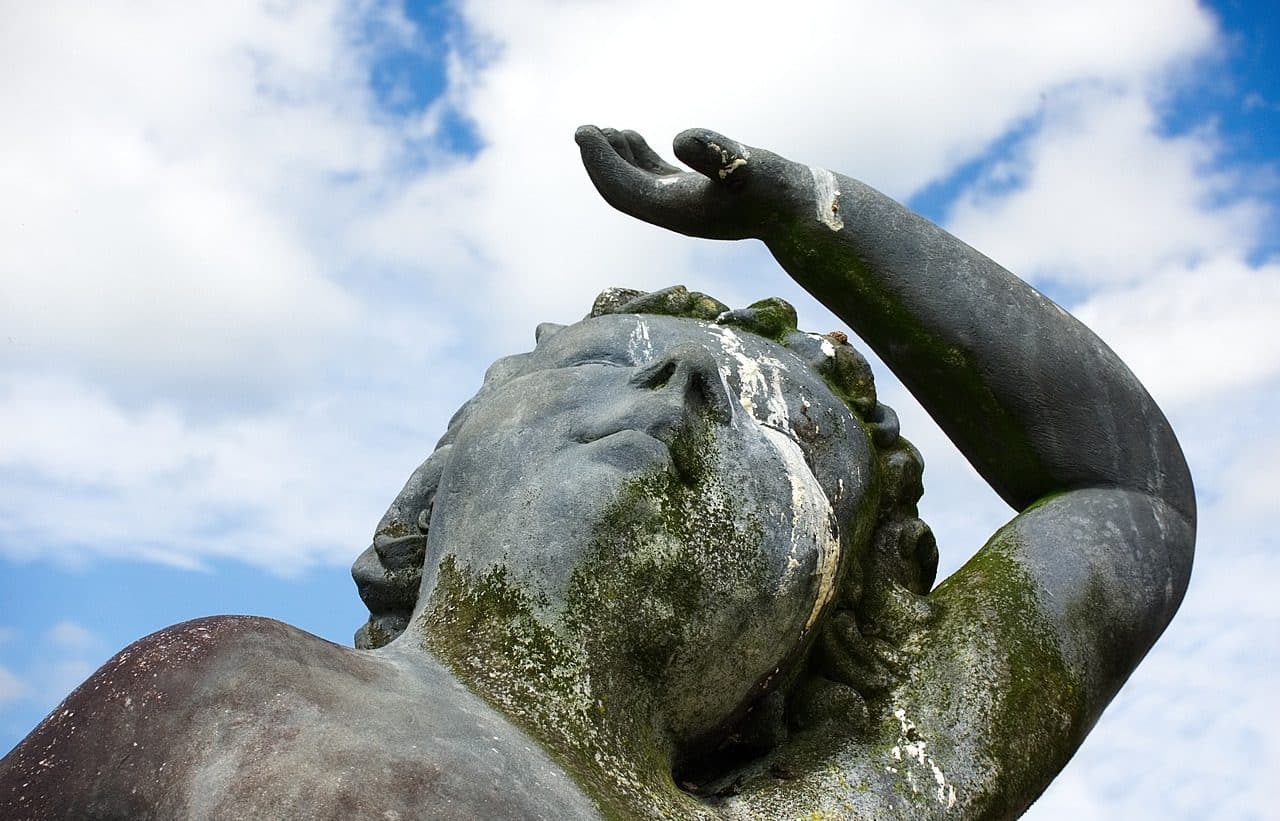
576, 125, 1195, 761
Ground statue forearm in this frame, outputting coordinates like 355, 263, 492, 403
764, 173, 1194, 521
573, 123, 1193, 519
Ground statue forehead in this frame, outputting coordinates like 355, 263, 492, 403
533, 313, 856, 438
452, 312, 879, 460
529, 312, 807, 371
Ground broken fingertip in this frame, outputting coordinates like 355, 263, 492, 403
673, 128, 750, 182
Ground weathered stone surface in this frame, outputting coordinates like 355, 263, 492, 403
0, 616, 599, 819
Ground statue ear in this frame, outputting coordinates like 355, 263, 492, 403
535, 322, 566, 344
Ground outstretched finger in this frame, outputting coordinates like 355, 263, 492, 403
575, 125, 674, 213
575, 124, 650, 196
621, 130, 682, 176
673, 128, 752, 185
602, 128, 638, 166
576, 124, 734, 238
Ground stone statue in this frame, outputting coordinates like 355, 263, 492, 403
0, 126, 1195, 820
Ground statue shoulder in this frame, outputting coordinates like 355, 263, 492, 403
900, 484, 1194, 810
0, 616, 600, 820
0, 616, 335, 818
0, 616, 282, 818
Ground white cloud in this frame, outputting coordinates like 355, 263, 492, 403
947, 88, 1267, 288
0, 1, 473, 570
455, 0, 1213, 195
0, 1, 395, 398
1073, 256, 1280, 404
46, 622, 95, 651
354, 0, 1219, 348
0, 667, 28, 706
0, 371, 465, 571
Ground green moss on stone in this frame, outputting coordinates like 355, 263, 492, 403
917, 533, 1088, 817
421, 420, 770, 820
767, 218, 1046, 496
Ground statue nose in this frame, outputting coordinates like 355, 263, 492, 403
630, 343, 735, 425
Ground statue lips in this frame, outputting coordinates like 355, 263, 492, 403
373, 532, 429, 567
353, 533, 428, 613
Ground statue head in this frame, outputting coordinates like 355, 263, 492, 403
353, 286, 937, 775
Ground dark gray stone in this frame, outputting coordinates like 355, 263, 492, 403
0, 126, 1195, 820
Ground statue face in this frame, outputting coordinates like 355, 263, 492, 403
419, 313, 876, 746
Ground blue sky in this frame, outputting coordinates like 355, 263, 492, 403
1, 2, 1277, 817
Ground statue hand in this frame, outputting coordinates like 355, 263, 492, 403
575, 125, 797, 241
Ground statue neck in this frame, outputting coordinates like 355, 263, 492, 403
406, 555, 704, 817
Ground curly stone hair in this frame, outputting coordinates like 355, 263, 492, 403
353, 286, 938, 757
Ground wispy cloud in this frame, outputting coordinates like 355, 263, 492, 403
0, 667, 28, 707
46, 622, 96, 652
0, 623, 104, 718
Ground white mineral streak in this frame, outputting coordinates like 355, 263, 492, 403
707, 141, 750, 179
704, 325, 839, 635
628, 317, 653, 363
809, 167, 845, 232
719, 158, 747, 178
805, 332, 839, 359
705, 326, 792, 433
761, 426, 840, 634
891, 706, 957, 810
